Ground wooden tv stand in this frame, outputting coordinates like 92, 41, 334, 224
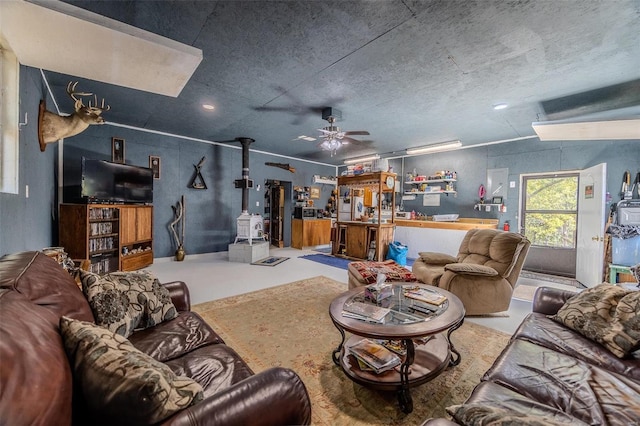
59, 203, 153, 274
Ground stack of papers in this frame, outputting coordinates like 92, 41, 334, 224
342, 301, 390, 323
349, 339, 402, 374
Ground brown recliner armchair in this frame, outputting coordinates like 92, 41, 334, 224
412, 229, 531, 315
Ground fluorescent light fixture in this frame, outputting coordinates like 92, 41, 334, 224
406, 140, 462, 155
532, 119, 640, 140
343, 154, 380, 165
493, 103, 508, 110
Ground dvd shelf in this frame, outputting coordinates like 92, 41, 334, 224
59, 204, 153, 274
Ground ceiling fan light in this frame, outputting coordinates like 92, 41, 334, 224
344, 154, 380, 165
406, 140, 462, 155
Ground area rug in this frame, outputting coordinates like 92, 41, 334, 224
300, 253, 415, 270
193, 276, 511, 425
251, 256, 289, 266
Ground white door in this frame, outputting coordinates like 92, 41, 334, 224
576, 163, 607, 287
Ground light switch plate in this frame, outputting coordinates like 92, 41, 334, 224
509, 181, 516, 188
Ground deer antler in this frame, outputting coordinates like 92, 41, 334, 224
66, 81, 92, 103
87, 94, 111, 112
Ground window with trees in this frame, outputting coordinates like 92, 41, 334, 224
522, 174, 579, 248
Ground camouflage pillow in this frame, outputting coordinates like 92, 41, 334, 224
80, 270, 178, 337
60, 316, 203, 424
551, 284, 640, 358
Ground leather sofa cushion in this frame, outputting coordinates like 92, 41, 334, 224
482, 339, 640, 426
513, 312, 640, 380
60, 316, 203, 425
164, 343, 255, 398
129, 311, 225, 363
550, 284, 640, 358
444, 263, 498, 276
80, 270, 178, 338
457, 381, 588, 425
0, 251, 94, 322
0, 290, 74, 425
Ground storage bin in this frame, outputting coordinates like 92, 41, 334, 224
611, 235, 640, 267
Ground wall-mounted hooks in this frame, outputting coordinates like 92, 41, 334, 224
18, 112, 28, 128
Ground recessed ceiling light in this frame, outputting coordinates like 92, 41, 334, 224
493, 103, 508, 110
202, 104, 215, 110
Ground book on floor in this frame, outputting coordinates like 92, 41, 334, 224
342, 301, 390, 323
348, 338, 402, 374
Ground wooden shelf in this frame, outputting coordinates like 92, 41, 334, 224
313, 176, 337, 185
59, 203, 153, 274
404, 191, 457, 195
405, 179, 456, 184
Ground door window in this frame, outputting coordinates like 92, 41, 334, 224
522, 174, 579, 248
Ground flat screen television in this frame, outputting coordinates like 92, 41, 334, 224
65, 158, 153, 204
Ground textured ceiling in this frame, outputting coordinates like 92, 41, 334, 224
41, 0, 640, 165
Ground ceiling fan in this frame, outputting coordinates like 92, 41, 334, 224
316, 107, 370, 155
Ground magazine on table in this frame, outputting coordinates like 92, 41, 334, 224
342, 301, 390, 323
403, 287, 447, 306
349, 338, 401, 374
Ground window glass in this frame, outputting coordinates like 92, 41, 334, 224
523, 175, 578, 248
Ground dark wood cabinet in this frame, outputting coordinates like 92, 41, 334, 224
59, 204, 153, 274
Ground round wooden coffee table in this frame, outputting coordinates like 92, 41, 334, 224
329, 284, 465, 413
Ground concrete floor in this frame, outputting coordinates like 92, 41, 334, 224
146, 246, 574, 336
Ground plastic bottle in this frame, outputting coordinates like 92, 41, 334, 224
411, 210, 416, 220
503, 221, 510, 231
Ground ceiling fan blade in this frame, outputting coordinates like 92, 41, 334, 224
342, 136, 372, 144
344, 130, 370, 136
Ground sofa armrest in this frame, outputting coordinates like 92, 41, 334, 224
444, 263, 499, 276
162, 281, 191, 312
161, 367, 311, 426
532, 286, 578, 315
419, 252, 458, 265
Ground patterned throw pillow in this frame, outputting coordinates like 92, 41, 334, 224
80, 270, 178, 337
60, 316, 203, 424
349, 260, 418, 284
551, 284, 640, 358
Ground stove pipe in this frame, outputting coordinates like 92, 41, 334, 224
233, 137, 255, 213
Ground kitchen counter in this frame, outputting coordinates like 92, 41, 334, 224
394, 218, 499, 258
291, 219, 332, 249
395, 218, 498, 230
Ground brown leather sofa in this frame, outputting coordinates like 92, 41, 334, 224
412, 229, 530, 315
423, 286, 640, 425
0, 251, 312, 425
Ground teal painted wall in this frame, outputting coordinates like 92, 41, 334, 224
0, 67, 58, 256
383, 139, 639, 229
2, 68, 638, 258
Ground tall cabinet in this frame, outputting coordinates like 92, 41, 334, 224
333, 171, 397, 261
59, 204, 153, 274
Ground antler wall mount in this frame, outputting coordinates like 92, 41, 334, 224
37, 82, 110, 151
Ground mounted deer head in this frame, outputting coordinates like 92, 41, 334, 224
38, 82, 110, 151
